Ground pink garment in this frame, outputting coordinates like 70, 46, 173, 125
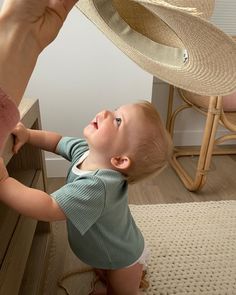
222, 91, 236, 111
0, 87, 20, 150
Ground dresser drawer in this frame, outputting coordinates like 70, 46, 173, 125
0, 170, 43, 295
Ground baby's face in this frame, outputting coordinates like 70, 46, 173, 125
83, 103, 147, 157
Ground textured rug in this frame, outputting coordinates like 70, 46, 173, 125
43, 201, 236, 294
130, 201, 236, 294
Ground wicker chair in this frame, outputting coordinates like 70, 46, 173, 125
166, 83, 236, 191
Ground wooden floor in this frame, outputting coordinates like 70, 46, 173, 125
47, 154, 236, 204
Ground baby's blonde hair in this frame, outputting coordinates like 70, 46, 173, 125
125, 100, 173, 184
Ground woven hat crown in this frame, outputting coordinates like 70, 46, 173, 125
112, 0, 215, 48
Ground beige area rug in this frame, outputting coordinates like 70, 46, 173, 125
42, 201, 236, 295
131, 201, 236, 294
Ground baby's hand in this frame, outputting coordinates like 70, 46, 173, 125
0, 157, 9, 184
12, 122, 29, 154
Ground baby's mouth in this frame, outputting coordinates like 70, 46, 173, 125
91, 117, 98, 129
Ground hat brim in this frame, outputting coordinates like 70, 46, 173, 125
77, 0, 236, 96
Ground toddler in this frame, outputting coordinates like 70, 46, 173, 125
0, 100, 172, 295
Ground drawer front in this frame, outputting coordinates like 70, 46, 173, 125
0, 169, 36, 266
0, 170, 43, 295
0, 204, 19, 266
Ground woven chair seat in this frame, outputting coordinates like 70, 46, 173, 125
180, 89, 236, 112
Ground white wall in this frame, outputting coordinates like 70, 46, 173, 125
211, 0, 236, 35
152, 0, 236, 146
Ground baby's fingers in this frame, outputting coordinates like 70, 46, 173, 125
11, 122, 28, 153
12, 138, 24, 154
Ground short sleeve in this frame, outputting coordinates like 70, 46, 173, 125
56, 137, 88, 162
51, 175, 106, 235
0, 87, 20, 149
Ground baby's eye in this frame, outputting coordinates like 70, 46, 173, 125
115, 117, 122, 126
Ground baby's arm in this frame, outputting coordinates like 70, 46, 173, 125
0, 157, 65, 221
12, 122, 62, 154
1, 123, 65, 220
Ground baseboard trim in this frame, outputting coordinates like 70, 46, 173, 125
173, 129, 234, 146
45, 158, 70, 178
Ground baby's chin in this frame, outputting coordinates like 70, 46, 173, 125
83, 125, 92, 139
83, 127, 87, 138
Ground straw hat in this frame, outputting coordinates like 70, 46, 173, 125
76, 0, 236, 96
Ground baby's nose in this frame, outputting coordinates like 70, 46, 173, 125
101, 110, 109, 118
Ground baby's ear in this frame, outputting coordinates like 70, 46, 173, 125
111, 156, 131, 170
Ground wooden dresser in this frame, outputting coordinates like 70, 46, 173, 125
0, 99, 51, 295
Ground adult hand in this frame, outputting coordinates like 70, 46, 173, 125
0, 0, 79, 52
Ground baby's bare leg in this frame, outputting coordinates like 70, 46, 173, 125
106, 263, 143, 295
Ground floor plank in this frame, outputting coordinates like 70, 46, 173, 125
129, 154, 236, 204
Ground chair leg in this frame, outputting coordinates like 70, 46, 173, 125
166, 85, 174, 131
168, 92, 222, 191
166, 85, 191, 137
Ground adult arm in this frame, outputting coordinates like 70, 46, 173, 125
0, 0, 78, 104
